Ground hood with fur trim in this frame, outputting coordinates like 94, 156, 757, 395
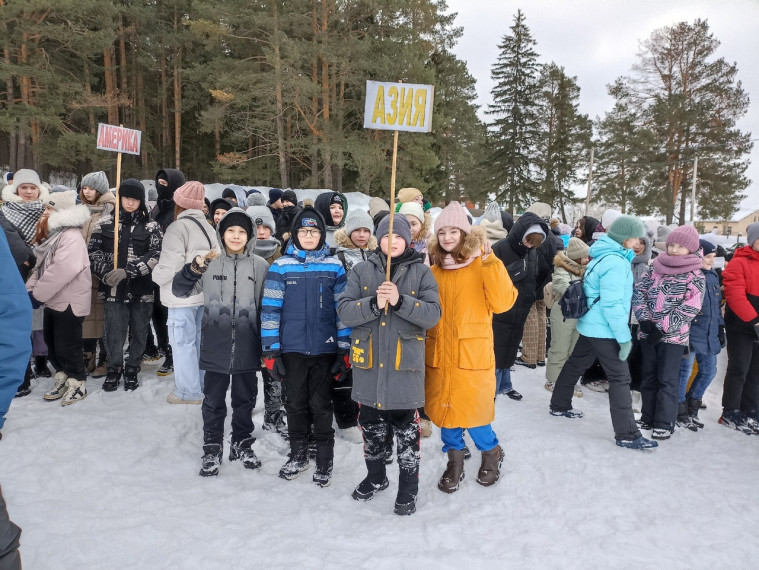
47, 204, 91, 232
333, 228, 378, 251
2, 182, 50, 204
553, 251, 584, 278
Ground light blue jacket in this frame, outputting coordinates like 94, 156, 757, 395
576, 235, 635, 343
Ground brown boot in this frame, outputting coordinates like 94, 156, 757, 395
438, 449, 466, 493
476, 445, 504, 487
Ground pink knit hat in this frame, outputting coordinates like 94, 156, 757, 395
173, 181, 205, 210
666, 225, 700, 253
433, 201, 472, 235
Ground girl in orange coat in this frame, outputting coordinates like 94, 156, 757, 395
425, 202, 517, 493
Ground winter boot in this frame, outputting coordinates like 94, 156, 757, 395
142, 344, 162, 363
262, 411, 289, 440
419, 418, 432, 438
438, 449, 466, 494
157, 348, 173, 377
92, 350, 108, 379
743, 411, 759, 435
83, 352, 96, 376
676, 401, 697, 432
352, 457, 389, 501
279, 440, 310, 480
102, 368, 122, 392
476, 445, 505, 487
687, 397, 704, 429
123, 366, 139, 391
44, 371, 69, 401
313, 441, 334, 487
229, 437, 262, 470
34, 355, 52, 378
616, 436, 658, 449
61, 379, 87, 406
199, 443, 223, 477
549, 407, 584, 418
718, 409, 753, 435
651, 427, 673, 440
15, 362, 33, 398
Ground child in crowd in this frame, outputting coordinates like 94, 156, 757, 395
261, 206, 350, 486
399, 202, 431, 266
173, 208, 270, 477
719, 222, 759, 434
676, 239, 724, 430
313, 191, 347, 246
209, 198, 232, 227
633, 225, 704, 440
337, 214, 441, 515
550, 215, 657, 449
27, 191, 92, 405
426, 202, 516, 493
545, 237, 589, 395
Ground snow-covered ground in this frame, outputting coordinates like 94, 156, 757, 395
2, 348, 758, 569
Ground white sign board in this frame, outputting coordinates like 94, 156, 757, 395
97, 123, 142, 155
363, 81, 434, 133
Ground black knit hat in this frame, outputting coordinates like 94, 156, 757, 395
118, 179, 145, 203
211, 198, 233, 215
291, 206, 326, 251
282, 189, 298, 206
219, 209, 253, 241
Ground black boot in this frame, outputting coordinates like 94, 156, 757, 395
313, 440, 334, 488
229, 437, 261, 470
352, 458, 389, 501
34, 355, 51, 378
157, 347, 173, 377
102, 368, 122, 392
676, 401, 697, 432
123, 366, 139, 391
279, 439, 309, 480
687, 397, 704, 429
199, 443, 223, 477
15, 362, 34, 398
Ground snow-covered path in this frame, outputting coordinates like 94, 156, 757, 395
2, 352, 758, 569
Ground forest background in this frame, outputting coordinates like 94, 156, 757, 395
0, 0, 753, 224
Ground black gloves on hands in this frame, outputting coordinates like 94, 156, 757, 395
330, 353, 350, 382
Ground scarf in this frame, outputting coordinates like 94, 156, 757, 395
2, 201, 45, 245
652, 251, 702, 276
411, 240, 427, 254
255, 237, 280, 260
440, 252, 478, 270
32, 229, 64, 280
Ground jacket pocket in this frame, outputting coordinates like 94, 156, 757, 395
350, 326, 373, 369
458, 323, 492, 370
395, 330, 426, 371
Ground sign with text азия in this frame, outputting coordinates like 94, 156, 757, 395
96, 123, 142, 155
363, 81, 434, 133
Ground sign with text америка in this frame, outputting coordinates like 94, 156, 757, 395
363, 81, 434, 133
96, 123, 142, 155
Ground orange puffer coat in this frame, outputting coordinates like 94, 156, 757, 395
425, 245, 516, 428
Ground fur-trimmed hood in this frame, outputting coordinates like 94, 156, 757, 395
47, 204, 91, 232
553, 251, 585, 278
333, 228, 378, 251
2, 182, 50, 204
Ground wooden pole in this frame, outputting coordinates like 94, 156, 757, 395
384, 128, 400, 312
584, 147, 594, 216
112, 147, 123, 270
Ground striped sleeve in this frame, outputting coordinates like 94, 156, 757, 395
261, 261, 285, 353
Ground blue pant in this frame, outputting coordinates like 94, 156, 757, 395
495, 368, 512, 394
441, 425, 499, 453
678, 351, 717, 401
167, 306, 205, 401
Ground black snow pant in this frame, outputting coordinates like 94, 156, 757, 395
721, 327, 759, 412
627, 324, 642, 391
358, 405, 420, 496
331, 368, 358, 429
261, 367, 285, 424
0, 485, 21, 570
43, 306, 86, 382
145, 284, 170, 355
640, 341, 685, 431
551, 335, 640, 441
202, 370, 258, 445
282, 353, 334, 445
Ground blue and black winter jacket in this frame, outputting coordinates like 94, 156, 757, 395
688, 268, 724, 355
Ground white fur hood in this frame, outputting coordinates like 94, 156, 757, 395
48, 204, 91, 232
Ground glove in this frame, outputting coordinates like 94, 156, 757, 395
618, 340, 632, 361
264, 355, 287, 382
125, 260, 151, 277
718, 325, 726, 348
28, 291, 43, 309
638, 320, 656, 334
645, 326, 663, 345
103, 268, 127, 287
331, 353, 350, 382
190, 255, 210, 275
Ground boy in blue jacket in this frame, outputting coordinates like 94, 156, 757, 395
677, 239, 725, 430
261, 206, 351, 486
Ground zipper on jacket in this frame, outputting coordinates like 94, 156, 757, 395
229, 256, 238, 372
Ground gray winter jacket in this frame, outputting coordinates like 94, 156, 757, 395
172, 212, 269, 374
337, 250, 441, 410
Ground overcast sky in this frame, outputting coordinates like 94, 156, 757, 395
445, 0, 759, 213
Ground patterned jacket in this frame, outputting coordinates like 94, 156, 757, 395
632, 265, 705, 346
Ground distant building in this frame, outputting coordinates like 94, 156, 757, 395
699, 208, 759, 237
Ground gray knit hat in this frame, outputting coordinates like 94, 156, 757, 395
377, 213, 412, 248
747, 222, 759, 248
566, 237, 590, 261
80, 171, 110, 195
246, 206, 276, 234
246, 192, 267, 207
344, 209, 374, 237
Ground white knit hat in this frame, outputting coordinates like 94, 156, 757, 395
45, 190, 78, 212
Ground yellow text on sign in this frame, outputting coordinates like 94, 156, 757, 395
372, 86, 427, 128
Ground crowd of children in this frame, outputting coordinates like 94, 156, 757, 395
3, 167, 759, 517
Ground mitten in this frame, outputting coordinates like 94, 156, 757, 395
618, 340, 632, 361
190, 255, 210, 275
331, 353, 350, 382
645, 326, 663, 345
103, 268, 127, 287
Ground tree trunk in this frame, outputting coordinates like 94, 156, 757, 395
161, 53, 170, 166
3, 41, 16, 169
118, 17, 130, 126
173, 6, 182, 171
103, 46, 119, 126
320, 0, 332, 189
271, 0, 288, 188
310, 2, 319, 186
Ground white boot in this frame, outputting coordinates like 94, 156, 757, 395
44, 372, 68, 401
61, 379, 87, 406
419, 418, 433, 438
337, 426, 363, 444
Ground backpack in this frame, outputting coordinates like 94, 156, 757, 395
559, 253, 623, 320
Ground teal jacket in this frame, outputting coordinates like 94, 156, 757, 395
576, 235, 635, 343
